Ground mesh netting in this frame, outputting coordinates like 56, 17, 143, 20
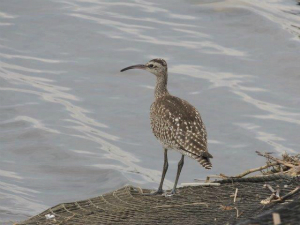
17, 175, 299, 225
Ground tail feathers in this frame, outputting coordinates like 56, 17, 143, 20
179, 149, 212, 169
200, 151, 213, 159
197, 156, 212, 169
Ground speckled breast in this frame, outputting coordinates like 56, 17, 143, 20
150, 99, 180, 150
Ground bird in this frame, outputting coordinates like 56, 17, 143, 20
120, 58, 213, 195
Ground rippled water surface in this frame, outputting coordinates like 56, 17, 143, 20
1, 0, 300, 223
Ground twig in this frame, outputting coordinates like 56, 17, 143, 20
220, 205, 233, 211
203, 174, 228, 183
137, 187, 144, 194
272, 213, 281, 225
261, 193, 276, 205
289, 166, 300, 176
234, 207, 243, 218
264, 184, 275, 193
234, 188, 238, 203
203, 152, 299, 184
275, 188, 280, 199
262, 186, 300, 204
231, 162, 278, 178
271, 186, 300, 203
256, 151, 295, 168
219, 173, 229, 178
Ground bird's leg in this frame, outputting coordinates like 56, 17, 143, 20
144, 149, 168, 195
169, 155, 184, 195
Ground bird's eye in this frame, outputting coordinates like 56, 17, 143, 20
148, 64, 154, 68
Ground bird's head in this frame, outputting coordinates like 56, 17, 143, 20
120, 58, 167, 77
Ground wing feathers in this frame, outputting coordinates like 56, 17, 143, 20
151, 95, 212, 161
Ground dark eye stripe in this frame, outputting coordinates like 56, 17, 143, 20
150, 59, 167, 66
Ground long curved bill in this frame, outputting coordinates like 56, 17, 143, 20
120, 64, 146, 72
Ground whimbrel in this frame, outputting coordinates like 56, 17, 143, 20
121, 58, 213, 195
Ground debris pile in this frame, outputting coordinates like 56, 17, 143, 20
16, 152, 300, 225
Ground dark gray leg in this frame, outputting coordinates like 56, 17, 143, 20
170, 155, 184, 195
144, 149, 168, 195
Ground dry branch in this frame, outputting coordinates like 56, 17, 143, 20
231, 162, 279, 178
256, 151, 296, 168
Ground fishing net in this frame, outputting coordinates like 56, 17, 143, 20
17, 175, 299, 225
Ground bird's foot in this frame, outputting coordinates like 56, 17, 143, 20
164, 189, 176, 197
143, 189, 164, 196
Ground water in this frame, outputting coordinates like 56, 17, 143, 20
1, 0, 300, 223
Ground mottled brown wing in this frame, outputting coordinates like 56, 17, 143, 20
150, 95, 212, 160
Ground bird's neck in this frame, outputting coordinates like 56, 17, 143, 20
155, 73, 169, 99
